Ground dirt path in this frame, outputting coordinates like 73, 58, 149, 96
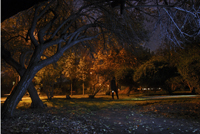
89, 107, 200, 134
2, 107, 199, 134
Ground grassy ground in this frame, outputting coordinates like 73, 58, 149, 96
1, 94, 200, 115
10, 94, 199, 109
1, 94, 200, 134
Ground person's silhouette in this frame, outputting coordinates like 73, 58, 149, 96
110, 77, 119, 99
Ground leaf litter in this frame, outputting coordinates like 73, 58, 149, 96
1, 99, 200, 134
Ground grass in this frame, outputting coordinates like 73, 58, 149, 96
1, 94, 196, 113
1, 94, 200, 113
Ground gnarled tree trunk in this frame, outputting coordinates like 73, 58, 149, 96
2, 46, 46, 110
2, 64, 40, 117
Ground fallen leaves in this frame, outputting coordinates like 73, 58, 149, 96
1, 99, 200, 134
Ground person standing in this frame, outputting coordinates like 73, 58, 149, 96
110, 77, 119, 99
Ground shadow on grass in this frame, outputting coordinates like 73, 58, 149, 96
2, 94, 199, 113
42, 97, 145, 112
41, 94, 200, 112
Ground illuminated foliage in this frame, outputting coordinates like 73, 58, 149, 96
62, 53, 77, 81
35, 63, 61, 99
77, 56, 89, 81
93, 48, 137, 79
62, 52, 78, 94
178, 46, 200, 94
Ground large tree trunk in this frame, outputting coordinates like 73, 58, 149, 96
83, 82, 85, 95
28, 82, 46, 108
71, 81, 73, 96
2, 46, 45, 110
2, 65, 39, 117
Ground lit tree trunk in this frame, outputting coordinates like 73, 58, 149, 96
2, 64, 40, 117
83, 82, 84, 95
50, 83, 54, 99
29, 82, 45, 108
93, 85, 95, 94
2, 40, 47, 117
71, 81, 73, 96
2, 46, 45, 109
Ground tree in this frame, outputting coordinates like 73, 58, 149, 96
133, 56, 179, 94
177, 45, 200, 94
77, 56, 89, 95
89, 47, 138, 97
115, 67, 137, 95
1, 46, 46, 109
141, 0, 200, 46
35, 63, 61, 99
1, 1, 100, 117
1, 8, 50, 109
165, 76, 184, 92
62, 52, 77, 96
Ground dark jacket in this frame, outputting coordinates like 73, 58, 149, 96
110, 78, 117, 91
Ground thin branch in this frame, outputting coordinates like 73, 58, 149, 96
163, 8, 184, 36
126, 4, 175, 9
173, 7, 199, 17
50, 15, 77, 39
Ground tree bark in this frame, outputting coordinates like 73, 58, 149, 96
71, 81, 73, 96
1, 46, 46, 110
83, 82, 84, 95
28, 82, 46, 108
2, 65, 39, 117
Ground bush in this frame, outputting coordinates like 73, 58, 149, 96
178, 47, 200, 94
133, 57, 179, 93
